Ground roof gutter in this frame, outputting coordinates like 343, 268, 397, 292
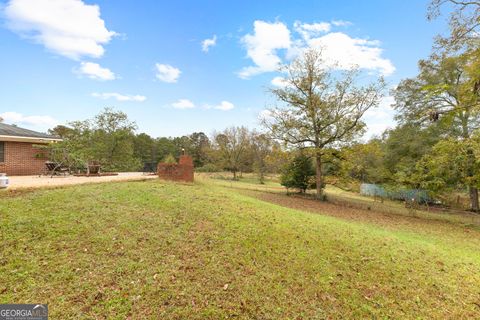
0, 135, 62, 143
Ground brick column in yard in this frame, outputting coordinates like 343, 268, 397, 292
157, 155, 194, 182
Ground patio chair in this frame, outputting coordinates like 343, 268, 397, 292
45, 161, 70, 177
142, 162, 157, 174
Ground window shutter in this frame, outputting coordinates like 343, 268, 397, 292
0, 142, 4, 162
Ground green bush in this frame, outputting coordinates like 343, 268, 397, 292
162, 154, 177, 164
280, 153, 316, 193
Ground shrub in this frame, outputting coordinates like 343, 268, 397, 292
280, 153, 316, 193
162, 154, 177, 164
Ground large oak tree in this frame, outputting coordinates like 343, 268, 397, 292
263, 49, 385, 199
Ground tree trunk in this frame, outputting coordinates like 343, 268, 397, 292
469, 185, 479, 212
315, 151, 324, 200
259, 170, 264, 184
233, 170, 237, 180
466, 147, 479, 212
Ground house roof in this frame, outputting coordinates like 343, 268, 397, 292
0, 122, 61, 142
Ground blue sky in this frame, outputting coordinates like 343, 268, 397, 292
0, 0, 448, 138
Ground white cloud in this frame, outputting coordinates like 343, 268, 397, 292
155, 63, 181, 83
4, 0, 116, 60
258, 109, 272, 120
239, 20, 395, 78
211, 101, 235, 111
91, 92, 146, 102
294, 21, 331, 39
365, 95, 395, 119
331, 20, 353, 27
172, 99, 195, 109
271, 76, 289, 87
239, 20, 291, 79
202, 35, 217, 52
170, 99, 235, 111
0, 111, 58, 127
76, 62, 115, 80
306, 32, 395, 76
364, 95, 396, 138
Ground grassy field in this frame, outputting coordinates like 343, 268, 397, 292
1, 178, 480, 319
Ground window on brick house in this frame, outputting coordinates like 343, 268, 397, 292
0, 142, 4, 163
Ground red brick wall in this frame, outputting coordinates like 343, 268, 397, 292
157, 155, 194, 182
0, 141, 48, 176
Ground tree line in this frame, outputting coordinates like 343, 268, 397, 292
47, 109, 288, 182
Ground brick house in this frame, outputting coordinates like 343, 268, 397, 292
0, 123, 62, 176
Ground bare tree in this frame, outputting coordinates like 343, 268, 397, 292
263, 49, 385, 199
251, 132, 273, 184
213, 126, 250, 180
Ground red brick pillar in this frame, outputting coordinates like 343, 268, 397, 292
178, 155, 194, 182
157, 155, 194, 182
178, 155, 193, 166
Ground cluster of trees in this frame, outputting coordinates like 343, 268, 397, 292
212, 126, 290, 182
48, 109, 140, 172
48, 109, 211, 172
47, 108, 287, 182
336, 0, 480, 211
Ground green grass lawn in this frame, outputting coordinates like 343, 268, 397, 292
1, 179, 479, 319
